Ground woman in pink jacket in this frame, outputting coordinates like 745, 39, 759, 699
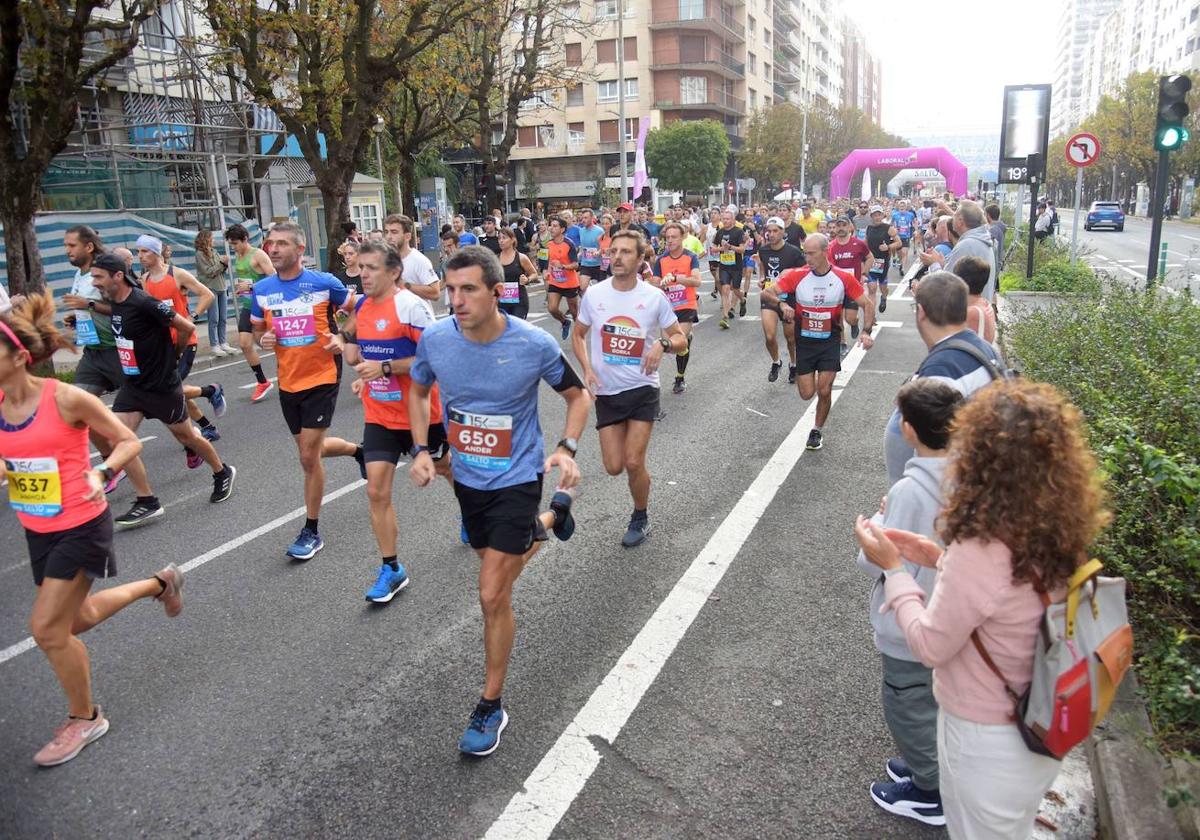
856, 380, 1109, 839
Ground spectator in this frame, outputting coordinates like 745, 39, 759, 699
1047, 200, 1059, 233
192, 229, 229, 357
884, 271, 1000, 483
955, 255, 997, 346
858, 379, 964, 828
945, 200, 998, 302
985, 204, 1006, 262
857, 379, 1109, 839
1034, 203, 1053, 241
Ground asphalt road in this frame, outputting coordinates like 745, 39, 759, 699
0, 273, 1086, 838
1057, 209, 1200, 293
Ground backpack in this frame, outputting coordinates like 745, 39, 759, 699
941, 338, 1018, 380
972, 559, 1134, 759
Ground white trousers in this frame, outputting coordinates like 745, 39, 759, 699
938, 710, 1062, 839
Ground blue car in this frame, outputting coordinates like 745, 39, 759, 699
1085, 201, 1125, 231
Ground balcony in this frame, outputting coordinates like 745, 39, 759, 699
774, 54, 799, 83
651, 44, 745, 79
650, 0, 744, 43
655, 89, 745, 116
777, 32, 801, 57
773, 1, 799, 31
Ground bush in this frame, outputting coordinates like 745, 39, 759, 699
1007, 286, 1200, 756
999, 258, 1102, 294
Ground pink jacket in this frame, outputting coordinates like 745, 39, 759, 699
884, 538, 1060, 725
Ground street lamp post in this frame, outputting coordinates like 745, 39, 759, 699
372, 115, 386, 213
617, 0, 628, 202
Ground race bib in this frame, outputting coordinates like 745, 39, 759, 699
500, 282, 521, 304
665, 284, 688, 306
537, 247, 549, 261
581, 246, 601, 265
115, 336, 139, 375
550, 266, 566, 283
601, 256, 611, 271
448, 409, 513, 471
270, 301, 317, 347
6, 457, 62, 517
601, 318, 646, 366
74, 310, 100, 347
719, 250, 735, 265
366, 375, 403, 402
799, 309, 832, 340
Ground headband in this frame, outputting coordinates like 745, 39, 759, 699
0, 320, 32, 364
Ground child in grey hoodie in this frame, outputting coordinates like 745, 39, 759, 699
857, 378, 963, 827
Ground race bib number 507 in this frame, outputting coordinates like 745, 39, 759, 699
448, 409, 513, 471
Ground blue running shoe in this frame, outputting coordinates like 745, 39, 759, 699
459, 703, 508, 756
549, 488, 576, 541
201, 424, 220, 442
286, 527, 324, 560
365, 563, 409, 603
869, 780, 945, 826
560, 316, 572, 341
207, 383, 227, 418
459, 517, 471, 545
886, 757, 912, 783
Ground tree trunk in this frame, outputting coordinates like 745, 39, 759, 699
0, 199, 44, 295
318, 182, 352, 273
400, 155, 419, 220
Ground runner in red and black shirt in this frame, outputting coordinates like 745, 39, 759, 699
762, 233, 875, 451
827, 214, 873, 355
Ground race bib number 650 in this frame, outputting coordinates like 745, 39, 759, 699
448, 409, 513, 471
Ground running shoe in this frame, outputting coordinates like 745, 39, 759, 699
788, 366, 797, 385
459, 703, 508, 756
365, 563, 409, 603
102, 469, 126, 495
840, 343, 849, 359
211, 346, 227, 358
718, 318, 729, 330
654, 408, 667, 422
208, 383, 227, 418
768, 361, 782, 382
201, 425, 220, 442
672, 377, 685, 395
154, 563, 185, 618
560, 316, 572, 341
220, 343, 237, 354
286, 527, 324, 560
879, 296, 888, 313
851, 323, 860, 339
115, 500, 163, 529
459, 517, 471, 545
621, 512, 651, 547
33, 708, 110, 767
186, 449, 203, 469
709, 289, 718, 300
869, 780, 945, 826
738, 299, 747, 317
210, 464, 236, 503
886, 757, 912, 783
353, 446, 366, 480
251, 380, 274, 403
550, 487, 577, 540
727, 308, 736, 319
806, 429, 823, 451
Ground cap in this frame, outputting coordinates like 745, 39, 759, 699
765, 216, 786, 229
135, 234, 163, 255
869, 204, 884, 214
836, 213, 855, 224
618, 202, 634, 211
725, 204, 738, 214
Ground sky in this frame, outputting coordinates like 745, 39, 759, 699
842, 0, 1059, 139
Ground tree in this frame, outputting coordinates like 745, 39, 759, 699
587, 171, 618, 210
644, 120, 729, 195
0, 0, 162, 293
205, 0, 473, 270
521, 161, 541, 208
738, 104, 803, 189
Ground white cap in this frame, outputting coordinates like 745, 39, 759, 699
725, 204, 738, 214
869, 204, 884, 214
765, 216, 786, 229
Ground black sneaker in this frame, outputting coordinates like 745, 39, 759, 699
654, 408, 667, 422
727, 308, 736, 320
768, 361, 782, 382
210, 464, 236, 503
787, 366, 797, 385
806, 429, 823, 450
621, 513, 651, 547
672, 377, 685, 395
738, 299, 747, 317
709, 289, 718, 300
549, 488, 577, 541
840, 343, 849, 359
115, 500, 164, 529
353, 445, 366, 480
879, 296, 888, 312
851, 323, 860, 339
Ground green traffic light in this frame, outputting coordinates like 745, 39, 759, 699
1158, 126, 1189, 150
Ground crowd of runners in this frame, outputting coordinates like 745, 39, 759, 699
2, 188, 1105, 839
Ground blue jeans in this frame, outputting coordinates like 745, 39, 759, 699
207, 290, 228, 348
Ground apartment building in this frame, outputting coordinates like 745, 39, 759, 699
1050, 0, 1122, 138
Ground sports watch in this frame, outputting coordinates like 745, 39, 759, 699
556, 437, 578, 456
409, 444, 432, 458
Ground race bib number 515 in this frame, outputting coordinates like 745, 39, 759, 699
448, 409, 513, 471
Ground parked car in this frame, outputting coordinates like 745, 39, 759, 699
1085, 201, 1125, 231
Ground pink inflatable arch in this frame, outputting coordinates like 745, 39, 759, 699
828, 147, 968, 199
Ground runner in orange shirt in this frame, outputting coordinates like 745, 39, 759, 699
651, 222, 702, 395
544, 216, 581, 341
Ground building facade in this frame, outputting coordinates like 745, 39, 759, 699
1051, 0, 1123, 138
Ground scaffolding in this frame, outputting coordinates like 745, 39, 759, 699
32, 0, 310, 231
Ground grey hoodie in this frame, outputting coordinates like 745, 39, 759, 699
944, 225, 998, 301
856, 455, 947, 661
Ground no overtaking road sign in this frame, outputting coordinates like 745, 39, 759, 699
1066, 132, 1101, 167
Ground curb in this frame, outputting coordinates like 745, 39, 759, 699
1087, 672, 1196, 839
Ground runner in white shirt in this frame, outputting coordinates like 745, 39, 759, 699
383, 213, 440, 309
571, 230, 687, 548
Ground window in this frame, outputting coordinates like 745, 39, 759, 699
566, 85, 584, 106
680, 75, 708, 104
597, 78, 638, 102
747, 15, 755, 35
518, 124, 558, 148
748, 52, 756, 73
491, 125, 505, 145
764, 62, 771, 81
749, 89, 756, 108
518, 126, 538, 147
678, 0, 704, 20
565, 43, 582, 66
520, 92, 553, 110
568, 122, 586, 144
351, 202, 381, 233
596, 37, 638, 62
595, 0, 633, 19
624, 77, 639, 99
598, 118, 637, 142
143, 1, 180, 51
764, 29, 771, 48
563, 2, 580, 20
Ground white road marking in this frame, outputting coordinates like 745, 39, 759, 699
484, 324, 897, 840
744, 406, 769, 417
239, 376, 278, 390
193, 351, 275, 374
0, 479, 367, 667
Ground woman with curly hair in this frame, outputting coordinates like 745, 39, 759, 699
856, 379, 1110, 839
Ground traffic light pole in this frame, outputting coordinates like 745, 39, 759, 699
1147, 148, 1170, 286
1025, 179, 1039, 280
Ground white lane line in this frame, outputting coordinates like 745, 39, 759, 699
192, 351, 275, 374
0, 479, 367, 667
484, 324, 896, 840
744, 406, 769, 417
239, 376, 278, 390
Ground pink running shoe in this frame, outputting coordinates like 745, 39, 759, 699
186, 450, 203, 469
102, 469, 126, 495
154, 563, 185, 618
33, 708, 110, 767
251, 380, 274, 403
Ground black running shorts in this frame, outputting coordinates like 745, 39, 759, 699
26, 509, 116, 586
113, 382, 189, 425
595, 385, 660, 429
279, 383, 340, 435
454, 476, 548, 556
362, 421, 449, 464
793, 340, 842, 376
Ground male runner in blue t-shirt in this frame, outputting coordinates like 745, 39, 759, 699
891, 199, 918, 276
408, 245, 591, 757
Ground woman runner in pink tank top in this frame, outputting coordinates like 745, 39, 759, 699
0, 293, 186, 768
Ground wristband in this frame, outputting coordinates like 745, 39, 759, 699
882, 566, 906, 578
381, 360, 393, 377
97, 465, 115, 484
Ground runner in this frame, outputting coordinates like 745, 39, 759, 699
784, 206, 806, 250
739, 218, 760, 318
496, 226, 537, 320
136, 236, 227, 468
452, 215, 478, 246
797, 202, 823, 237
865, 205, 901, 314
651, 222, 702, 394
534, 219, 551, 277
225, 224, 275, 402
544, 216, 581, 341
408, 245, 591, 756
573, 230, 686, 546
251, 222, 351, 560
704, 209, 721, 300
608, 202, 648, 240
382, 214, 441, 306
761, 234, 876, 451
756, 217, 804, 384
713, 207, 746, 330
852, 201, 871, 240
0, 292, 187, 767
576, 208, 606, 293
91, 254, 237, 526
478, 216, 502, 255
891, 198, 918, 276
828, 214, 874, 354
